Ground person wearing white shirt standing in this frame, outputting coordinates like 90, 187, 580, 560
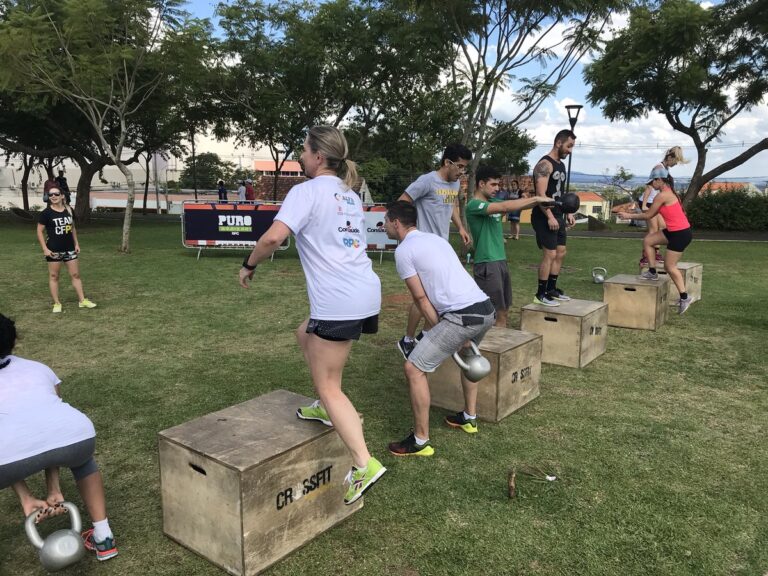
384, 201, 496, 457
238, 126, 385, 505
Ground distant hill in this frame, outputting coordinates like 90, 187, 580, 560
568, 171, 766, 190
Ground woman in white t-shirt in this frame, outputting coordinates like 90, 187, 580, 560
238, 126, 385, 506
0, 314, 118, 561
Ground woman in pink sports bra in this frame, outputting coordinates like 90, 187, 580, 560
619, 166, 694, 314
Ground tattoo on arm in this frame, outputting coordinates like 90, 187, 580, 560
534, 160, 552, 180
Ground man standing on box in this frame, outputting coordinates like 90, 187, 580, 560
384, 201, 497, 456
238, 126, 385, 504
466, 165, 550, 327
531, 129, 576, 307
395, 143, 473, 359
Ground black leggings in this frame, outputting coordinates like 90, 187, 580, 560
0, 438, 98, 489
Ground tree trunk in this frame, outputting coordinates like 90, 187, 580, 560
191, 129, 198, 201
118, 161, 136, 253
20, 154, 33, 211
684, 146, 708, 206
73, 159, 104, 225
142, 152, 151, 215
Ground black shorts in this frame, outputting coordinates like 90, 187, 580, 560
306, 315, 379, 342
531, 214, 566, 250
662, 228, 692, 252
46, 250, 78, 263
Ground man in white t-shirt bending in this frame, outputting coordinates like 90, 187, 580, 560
384, 201, 496, 457
396, 143, 473, 359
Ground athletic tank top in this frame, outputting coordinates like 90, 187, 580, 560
659, 200, 690, 232
533, 156, 567, 218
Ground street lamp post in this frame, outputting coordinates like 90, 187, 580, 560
565, 104, 583, 195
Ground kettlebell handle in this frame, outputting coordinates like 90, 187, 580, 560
592, 267, 607, 277
452, 341, 481, 370
25, 501, 83, 549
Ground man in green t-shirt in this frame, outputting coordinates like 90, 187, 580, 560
466, 166, 548, 327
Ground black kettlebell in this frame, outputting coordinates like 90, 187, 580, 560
544, 193, 580, 214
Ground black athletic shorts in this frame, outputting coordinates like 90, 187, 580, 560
531, 214, 566, 250
662, 228, 692, 252
306, 315, 379, 342
46, 250, 78, 263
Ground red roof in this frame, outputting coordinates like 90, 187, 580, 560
253, 160, 303, 173
577, 192, 604, 202
701, 181, 755, 193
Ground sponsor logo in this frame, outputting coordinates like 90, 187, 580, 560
276, 465, 333, 510
367, 220, 386, 233
218, 214, 252, 233
342, 237, 360, 248
334, 192, 356, 206
338, 220, 360, 234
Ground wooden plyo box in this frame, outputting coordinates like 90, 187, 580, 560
158, 389, 361, 576
520, 299, 608, 368
657, 262, 703, 305
427, 327, 542, 422
603, 274, 669, 330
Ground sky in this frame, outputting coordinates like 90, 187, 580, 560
185, 0, 768, 184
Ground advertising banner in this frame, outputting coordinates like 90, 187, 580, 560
181, 202, 288, 248
363, 206, 397, 251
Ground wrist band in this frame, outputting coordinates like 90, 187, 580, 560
242, 258, 256, 271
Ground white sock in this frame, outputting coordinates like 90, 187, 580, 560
463, 411, 476, 421
404, 336, 414, 343
92, 519, 113, 542
414, 435, 429, 446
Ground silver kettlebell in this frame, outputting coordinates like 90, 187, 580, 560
452, 341, 491, 382
591, 267, 607, 284
25, 501, 86, 572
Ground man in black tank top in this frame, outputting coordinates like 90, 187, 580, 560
531, 129, 576, 307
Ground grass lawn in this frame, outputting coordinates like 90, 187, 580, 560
0, 215, 766, 576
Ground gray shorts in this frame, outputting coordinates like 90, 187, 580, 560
0, 437, 98, 489
408, 299, 496, 373
473, 260, 511, 312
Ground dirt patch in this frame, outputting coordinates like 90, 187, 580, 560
382, 292, 412, 306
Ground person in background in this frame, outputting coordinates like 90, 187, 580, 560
619, 167, 694, 314
639, 146, 689, 267
244, 178, 256, 201
55, 170, 71, 205
217, 179, 228, 201
237, 180, 246, 202
37, 188, 96, 313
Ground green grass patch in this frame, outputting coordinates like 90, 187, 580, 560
0, 216, 766, 576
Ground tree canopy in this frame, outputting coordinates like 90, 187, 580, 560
584, 0, 768, 202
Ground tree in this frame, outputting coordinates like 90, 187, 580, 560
179, 152, 235, 190
601, 165, 634, 220
481, 121, 536, 176
0, 0, 186, 252
584, 0, 768, 203
411, 0, 629, 190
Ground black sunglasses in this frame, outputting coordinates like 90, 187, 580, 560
49, 192, 61, 197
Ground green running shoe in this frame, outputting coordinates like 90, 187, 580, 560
344, 457, 386, 505
296, 400, 332, 427
445, 412, 478, 434
388, 432, 435, 457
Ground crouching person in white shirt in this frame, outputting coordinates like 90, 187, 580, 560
384, 201, 496, 457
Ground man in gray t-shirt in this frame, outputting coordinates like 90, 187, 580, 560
396, 143, 473, 357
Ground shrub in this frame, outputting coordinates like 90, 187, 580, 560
686, 189, 768, 231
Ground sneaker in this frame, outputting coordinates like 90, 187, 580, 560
547, 288, 571, 302
533, 294, 560, 307
678, 296, 693, 315
638, 270, 658, 281
445, 412, 478, 434
296, 400, 332, 427
343, 457, 386, 505
397, 336, 416, 360
78, 298, 97, 309
639, 256, 649, 267
52, 303, 62, 314
82, 528, 118, 561
388, 432, 435, 457
655, 252, 664, 263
